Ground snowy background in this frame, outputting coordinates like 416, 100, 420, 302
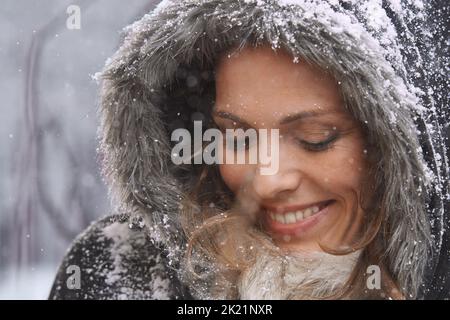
0, 0, 157, 299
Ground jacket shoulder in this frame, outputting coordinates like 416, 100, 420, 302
48, 214, 184, 300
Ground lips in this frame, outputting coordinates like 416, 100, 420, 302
263, 200, 335, 237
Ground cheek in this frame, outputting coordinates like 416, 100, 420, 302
310, 141, 368, 241
325, 154, 365, 189
319, 139, 368, 206
218, 164, 250, 193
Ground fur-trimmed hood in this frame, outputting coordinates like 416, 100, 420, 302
94, 0, 449, 299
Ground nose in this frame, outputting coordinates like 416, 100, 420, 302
251, 165, 303, 200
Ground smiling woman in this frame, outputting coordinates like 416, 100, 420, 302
49, 0, 449, 300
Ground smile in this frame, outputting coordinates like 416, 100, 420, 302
264, 200, 335, 236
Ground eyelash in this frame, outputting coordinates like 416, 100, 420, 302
215, 121, 340, 153
297, 134, 339, 152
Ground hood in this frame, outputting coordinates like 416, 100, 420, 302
97, 0, 449, 299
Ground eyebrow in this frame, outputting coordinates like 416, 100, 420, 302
212, 111, 252, 128
279, 110, 330, 125
212, 109, 332, 127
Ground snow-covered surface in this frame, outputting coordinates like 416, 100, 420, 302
99, 220, 173, 300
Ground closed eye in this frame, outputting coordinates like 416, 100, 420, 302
296, 134, 339, 152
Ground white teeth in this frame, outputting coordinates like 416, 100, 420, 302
270, 204, 323, 224
303, 208, 312, 218
276, 214, 286, 224
285, 212, 296, 223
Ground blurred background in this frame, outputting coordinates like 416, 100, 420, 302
0, 0, 157, 299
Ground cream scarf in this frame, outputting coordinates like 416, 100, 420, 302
238, 250, 361, 299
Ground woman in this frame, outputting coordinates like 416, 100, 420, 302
49, 0, 449, 299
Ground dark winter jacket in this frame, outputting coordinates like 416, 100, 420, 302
49, 0, 449, 300
49, 214, 193, 299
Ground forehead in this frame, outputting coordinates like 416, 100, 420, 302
214, 46, 345, 125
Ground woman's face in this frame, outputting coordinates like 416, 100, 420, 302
213, 46, 369, 252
